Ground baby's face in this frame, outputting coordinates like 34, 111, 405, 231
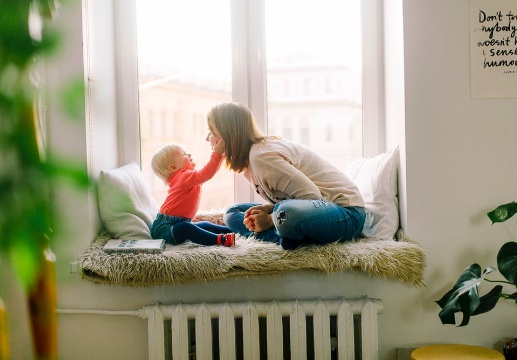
173, 147, 195, 170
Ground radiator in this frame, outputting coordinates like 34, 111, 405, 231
142, 297, 383, 360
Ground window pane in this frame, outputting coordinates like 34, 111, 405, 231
264, 0, 363, 171
136, 0, 234, 211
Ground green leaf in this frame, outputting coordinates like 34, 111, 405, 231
487, 202, 517, 224
497, 241, 517, 284
435, 264, 495, 326
59, 78, 85, 120
457, 291, 477, 326
435, 288, 458, 325
8, 234, 42, 289
471, 285, 503, 315
47, 158, 91, 188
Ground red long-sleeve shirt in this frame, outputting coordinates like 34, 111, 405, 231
159, 151, 223, 219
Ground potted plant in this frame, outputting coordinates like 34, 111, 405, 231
0, 0, 89, 358
436, 201, 517, 327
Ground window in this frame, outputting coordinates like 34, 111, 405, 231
136, 0, 233, 210
117, 0, 384, 210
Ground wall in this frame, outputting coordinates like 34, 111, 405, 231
3, 0, 517, 359
398, 0, 517, 351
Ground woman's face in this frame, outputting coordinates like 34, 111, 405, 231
206, 122, 223, 148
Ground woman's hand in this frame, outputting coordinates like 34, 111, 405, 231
244, 204, 275, 233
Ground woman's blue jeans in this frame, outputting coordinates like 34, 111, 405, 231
223, 200, 366, 249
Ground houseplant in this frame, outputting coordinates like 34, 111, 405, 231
436, 201, 517, 327
0, 0, 89, 358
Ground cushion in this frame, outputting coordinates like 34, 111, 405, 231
97, 162, 158, 239
345, 147, 399, 240
80, 228, 426, 287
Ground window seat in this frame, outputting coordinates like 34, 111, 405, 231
79, 226, 425, 287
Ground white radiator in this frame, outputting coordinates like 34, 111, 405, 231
142, 297, 383, 360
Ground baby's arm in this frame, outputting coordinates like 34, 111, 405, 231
177, 141, 225, 186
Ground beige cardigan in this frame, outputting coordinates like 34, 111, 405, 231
243, 139, 365, 208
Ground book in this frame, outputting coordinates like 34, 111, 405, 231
103, 239, 166, 254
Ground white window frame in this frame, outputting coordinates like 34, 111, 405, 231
110, 0, 385, 203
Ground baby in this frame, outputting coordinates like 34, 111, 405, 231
150, 141, 235, 247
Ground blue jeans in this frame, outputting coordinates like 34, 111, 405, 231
224, 200, 366, 249
151, 213, 231, 245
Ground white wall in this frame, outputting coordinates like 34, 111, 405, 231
398, 0, 517, 351
4, 0, 517, 359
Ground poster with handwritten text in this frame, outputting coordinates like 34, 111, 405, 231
470, 0, 517, 98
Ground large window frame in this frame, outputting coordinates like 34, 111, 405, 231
110, 0, 385, 204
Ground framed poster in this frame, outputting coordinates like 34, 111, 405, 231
470, 0, 517, 98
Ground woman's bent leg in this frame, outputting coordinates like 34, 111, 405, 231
224, 203, 280, 243
272, 200, 366, 247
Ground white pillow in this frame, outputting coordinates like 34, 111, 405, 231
97, 162, 158, 239
345, 147, 399, 240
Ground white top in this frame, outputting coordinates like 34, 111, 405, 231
243, 138, 365, 208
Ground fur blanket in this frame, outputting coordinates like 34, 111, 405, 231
79, 217, 426, 287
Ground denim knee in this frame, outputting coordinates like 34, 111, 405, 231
271, 200, 365, 243
223, 205, 240, 226
223, 203, 258, 236
272, 202, 305, 240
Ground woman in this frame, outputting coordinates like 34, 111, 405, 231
206, 102, 366, 250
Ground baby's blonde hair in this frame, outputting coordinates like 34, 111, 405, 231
151, 143, 183, 183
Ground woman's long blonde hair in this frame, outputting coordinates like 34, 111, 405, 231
207, 102, 270, 173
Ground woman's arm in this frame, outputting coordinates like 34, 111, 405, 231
253, 151, 323, 200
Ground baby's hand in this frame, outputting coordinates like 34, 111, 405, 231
213, 139, 225, 155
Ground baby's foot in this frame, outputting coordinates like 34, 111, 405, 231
224, 233, 236, 247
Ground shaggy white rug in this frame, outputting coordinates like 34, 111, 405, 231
79, 221, 426, 287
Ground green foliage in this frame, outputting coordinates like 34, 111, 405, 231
488, 201, 517, 224
0, 0, 89, 289
436, 202, 517, 326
